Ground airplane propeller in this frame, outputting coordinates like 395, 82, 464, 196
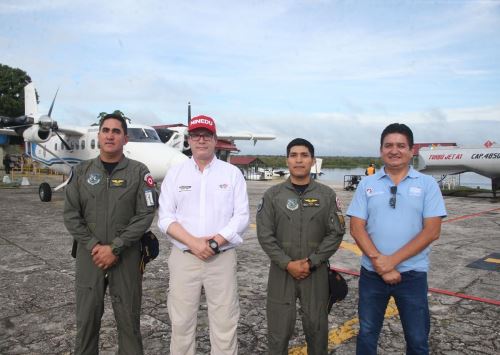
0, 86, 71, 149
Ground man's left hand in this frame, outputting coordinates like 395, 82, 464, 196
92, 245, 118, 270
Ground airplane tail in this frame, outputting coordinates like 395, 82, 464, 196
24, 83, 38, 119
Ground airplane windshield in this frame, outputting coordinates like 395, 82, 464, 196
128, 128, 161, 143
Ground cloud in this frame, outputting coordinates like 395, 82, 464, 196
1, 0, 499, 158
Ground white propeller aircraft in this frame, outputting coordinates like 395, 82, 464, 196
0, 83, 188, 201
153, 102, 275, 155
154, 124, 276, 155
417, 143, 500, 197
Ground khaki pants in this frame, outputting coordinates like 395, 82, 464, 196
167, 247, 240, 355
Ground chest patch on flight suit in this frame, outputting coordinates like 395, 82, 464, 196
144, 189, 155, 207
110, 178, 127, 187
302, 198, 320, 207
286, 198, 299, 211
87, 173, 102, 186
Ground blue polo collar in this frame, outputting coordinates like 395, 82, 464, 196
376, 165, 419, 181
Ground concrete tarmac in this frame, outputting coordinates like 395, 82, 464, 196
0, 178, 499, 354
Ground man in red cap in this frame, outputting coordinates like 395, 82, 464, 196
158, 115, 249, 354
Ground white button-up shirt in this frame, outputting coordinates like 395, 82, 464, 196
158, 157, 249, 251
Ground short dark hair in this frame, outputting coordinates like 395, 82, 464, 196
380, 123, 413, 148
99, 113, 128, 135
286, 138, 315, 157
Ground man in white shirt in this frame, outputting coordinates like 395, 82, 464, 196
158, 115, 249, 355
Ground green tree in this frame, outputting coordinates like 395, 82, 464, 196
0, 64, 33, 117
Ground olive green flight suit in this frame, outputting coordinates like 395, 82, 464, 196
64, 157, 156, 355
257, 179, 345, 355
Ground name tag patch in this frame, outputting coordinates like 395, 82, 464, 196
178, 185, 192, 192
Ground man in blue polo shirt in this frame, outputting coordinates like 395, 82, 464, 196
347, 123, 446, 355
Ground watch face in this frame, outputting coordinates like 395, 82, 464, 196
209, 240, 218, 249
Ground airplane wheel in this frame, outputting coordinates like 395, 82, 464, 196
39, 182, 52, 202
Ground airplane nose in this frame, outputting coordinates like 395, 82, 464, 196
124, 143, 188, 181
150, 144, 188, 181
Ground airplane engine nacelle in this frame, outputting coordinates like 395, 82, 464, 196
22, 125, 52, 143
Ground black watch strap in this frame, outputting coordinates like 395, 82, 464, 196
208, 239, 220, 254
307, 258, 317, 272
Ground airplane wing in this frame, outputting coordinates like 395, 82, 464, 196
418, 166, 469, 176
218, 132, 276, 141
0, 128, 19, 136
0, 125, 86, 138
56, 126, 88, 137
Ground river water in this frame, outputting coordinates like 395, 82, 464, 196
319, 168, 491, 190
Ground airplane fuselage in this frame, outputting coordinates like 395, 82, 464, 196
418, 146, 500, 178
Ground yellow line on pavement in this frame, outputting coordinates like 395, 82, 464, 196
485, 258, 500, 264
288, 298, 399, 354
250, 223, 256, 229
340, 241, 362, 256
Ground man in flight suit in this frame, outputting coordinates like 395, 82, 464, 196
64, 112, 156, 355
257, 138, 345, 355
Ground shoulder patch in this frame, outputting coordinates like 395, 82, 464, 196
336, 196, 344, 212
257, 198, 264, 213
144, 173, 155, 187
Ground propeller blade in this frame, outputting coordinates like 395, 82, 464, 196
48, 87, 60, 118
54, 130, 72, 150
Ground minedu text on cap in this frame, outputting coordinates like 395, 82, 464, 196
188, 115, 216, 134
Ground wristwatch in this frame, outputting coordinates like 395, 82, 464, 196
208, 239, 220, 254
306, 258, 317, 272
111, 243, 121, 256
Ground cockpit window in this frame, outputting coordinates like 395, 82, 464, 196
127, 128, 161, 142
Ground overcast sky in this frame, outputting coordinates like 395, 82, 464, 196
1, 0, 499, 156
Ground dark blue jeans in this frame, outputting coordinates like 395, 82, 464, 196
356, 267, 430, 355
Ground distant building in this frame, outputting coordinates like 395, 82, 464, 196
230, 156, 271, 180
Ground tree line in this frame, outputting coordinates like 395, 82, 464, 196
255, 155, 381, 169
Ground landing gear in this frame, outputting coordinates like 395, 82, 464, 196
492, 177, 499, 199
39, 182, 52, 202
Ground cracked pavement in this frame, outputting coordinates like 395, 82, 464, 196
1, 178, 499, 354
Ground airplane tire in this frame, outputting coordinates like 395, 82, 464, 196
39, 182, 52, 202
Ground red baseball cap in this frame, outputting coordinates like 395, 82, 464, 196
188, 115, 217, 134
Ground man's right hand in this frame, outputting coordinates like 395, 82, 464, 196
381, 269, 401, 285
286, 259, 311, 280
188, 237, 214, 261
